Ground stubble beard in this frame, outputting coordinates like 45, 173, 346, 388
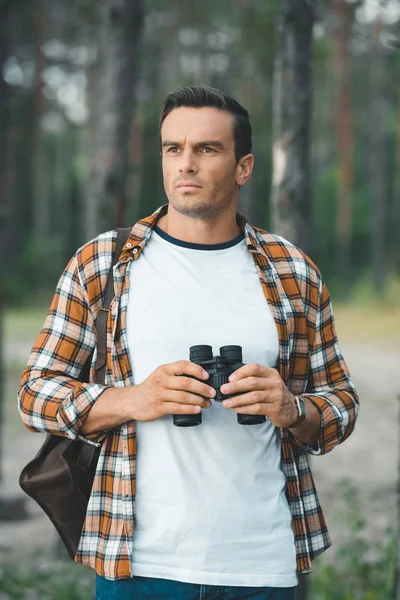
167, 180, 238, 222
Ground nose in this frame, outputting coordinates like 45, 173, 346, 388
179, 150, 198, 175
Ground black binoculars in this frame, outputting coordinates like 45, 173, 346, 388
173, 345, 266, 428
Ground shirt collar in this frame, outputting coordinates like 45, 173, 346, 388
118, 203, 269, 262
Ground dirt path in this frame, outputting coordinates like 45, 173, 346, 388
1, 339, 398, 562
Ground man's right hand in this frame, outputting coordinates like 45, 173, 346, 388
80, 360, 216, 436
131, 360, 216, 422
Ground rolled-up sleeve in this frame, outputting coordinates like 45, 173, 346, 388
18, 253, 110, 444
290, 278, 360, 455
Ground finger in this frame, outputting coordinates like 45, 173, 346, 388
161, 402, 203, 416
228, 363, 275, 382
166, 359, 209, 381
163, 389, 212, 410
233, 404, 266, 415
167, 375, 215, 400
222, 391, 269, 409
220, 376, 269, 396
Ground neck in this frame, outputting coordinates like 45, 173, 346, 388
156, 204, 241, 245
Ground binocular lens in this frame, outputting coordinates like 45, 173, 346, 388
219, 345, 243, 362
189, 345, 213, 362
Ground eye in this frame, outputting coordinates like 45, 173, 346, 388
200, 147, 215, 153
166, 147, 179, 153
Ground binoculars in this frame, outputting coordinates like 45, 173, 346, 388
173, 345, 266, 427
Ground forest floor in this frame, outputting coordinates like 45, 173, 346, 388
1, 304, 399, 568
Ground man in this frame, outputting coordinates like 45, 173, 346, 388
19, 85, 359, 600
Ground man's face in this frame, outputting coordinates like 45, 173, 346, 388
160, 107, 248, 220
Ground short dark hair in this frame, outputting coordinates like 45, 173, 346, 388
159, 84, 252, 163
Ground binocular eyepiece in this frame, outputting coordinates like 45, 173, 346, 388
173, 345, 266, 428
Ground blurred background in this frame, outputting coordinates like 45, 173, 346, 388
0, 0, 399, 598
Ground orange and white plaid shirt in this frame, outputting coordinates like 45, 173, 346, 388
18, 204, 359, 579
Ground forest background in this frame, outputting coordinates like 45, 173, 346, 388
0, 0, 399, 599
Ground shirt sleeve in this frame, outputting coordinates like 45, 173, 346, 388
289, 277, 360, 455
18, 253, 110, 445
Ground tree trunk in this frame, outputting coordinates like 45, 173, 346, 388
0, 0, 13, 484
271, 0, 316, 255
394, 73, 400, 277
272, 7, 316, 597
32, 0, 49, 296
369, 24, 389, 293
128, 108, 144, 224
332, 0, 354, 290
132, 6, 164, 219
85, 0, 144, 240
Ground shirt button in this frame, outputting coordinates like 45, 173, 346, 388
126, 242, 132, 248
132, 248, 138, 255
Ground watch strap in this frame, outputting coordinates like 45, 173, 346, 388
289, 396, 308, 428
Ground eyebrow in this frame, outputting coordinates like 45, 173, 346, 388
161, 140, 225, 150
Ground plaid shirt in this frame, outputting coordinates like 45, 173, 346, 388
18, 204, 359, 579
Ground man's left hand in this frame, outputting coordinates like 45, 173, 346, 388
220, 363, 298, 429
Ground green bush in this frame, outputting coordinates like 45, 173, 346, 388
310, 481, 397, 599
0, 558, 94, 600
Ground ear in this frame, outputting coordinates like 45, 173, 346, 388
236, 154, 254, 186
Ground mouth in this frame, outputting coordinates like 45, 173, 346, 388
177, 182, 202, 192
177, 185, 201, 192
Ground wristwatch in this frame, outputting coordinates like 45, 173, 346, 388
289, 396, 308, 428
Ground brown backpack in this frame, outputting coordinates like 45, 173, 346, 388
19, 228, 131, 559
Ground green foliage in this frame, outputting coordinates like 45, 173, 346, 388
349, 272, 400, 307
0, 558, 94, 600
310, 480, 397, 600
4, 232, 64, 308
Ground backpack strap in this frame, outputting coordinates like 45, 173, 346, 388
94, 228, 132, 384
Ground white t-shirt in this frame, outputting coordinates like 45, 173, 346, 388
126, 225, 298, 588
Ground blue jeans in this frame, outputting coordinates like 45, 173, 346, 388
95, 574, 297, 599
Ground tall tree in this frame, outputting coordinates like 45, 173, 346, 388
0, 0, 12, 484
271, 0, 316, 255
32, 0, 49, 294
235, 3, 276, 228
394, 60, 400, 277
369, 21, 389, 292
271, 6, 316, 599
85, 0, 145, 239
332, 0, 354, 289
0, 0, 28, 522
